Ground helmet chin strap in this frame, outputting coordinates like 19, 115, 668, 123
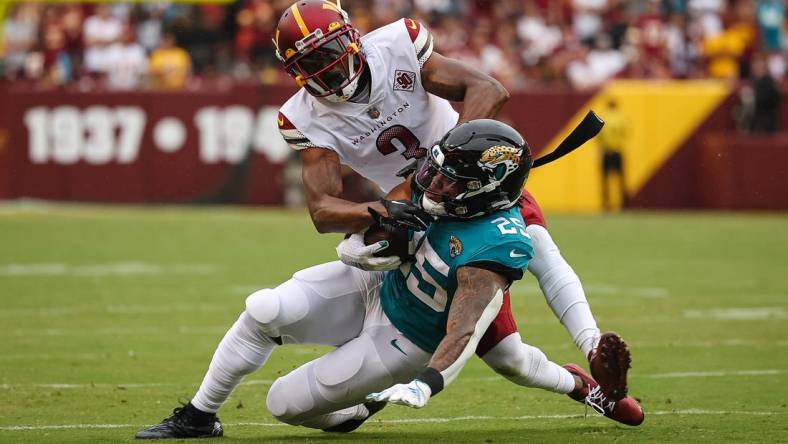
421, 195, 448, 216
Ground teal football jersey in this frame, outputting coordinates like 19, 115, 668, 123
380, 206, 533, 353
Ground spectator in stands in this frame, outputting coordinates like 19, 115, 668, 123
3, 4, 39, 79
566, 33, 628, 89
517, 0, 563, 67
134, 5, 165, 53
24, 18, 73, 85
149, 32, 192, 90
571, 0, 609, 45
2, 0, 787, 92
61, 5, 85, 74
701, 9, 755, 80
688, 0, 724, 37
628, 0, 671, 78
756, 0, 786, 80
83, 4, 124, 75
104, 25, 147, 90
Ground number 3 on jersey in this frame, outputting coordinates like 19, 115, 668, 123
376, 125, 426, 160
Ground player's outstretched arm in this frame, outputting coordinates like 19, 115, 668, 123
301, 148, 416, 233
426, 266, 508, 386
367, 266, 507, 408
421, 51, 510, 123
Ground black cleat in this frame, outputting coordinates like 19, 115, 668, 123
135, 402, 223, 439
323, 401, 386, 433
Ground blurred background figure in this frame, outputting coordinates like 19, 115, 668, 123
0, 0, 785, 91
2, 4, 39, 80
598, 99, 628, 212
103, 25, 147, 90
148, 31, 191, 90
82, 4, 123, 77
751, 53, 782, 133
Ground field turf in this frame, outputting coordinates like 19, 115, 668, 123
1, 205, 787, 443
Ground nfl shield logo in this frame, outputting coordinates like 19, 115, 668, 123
393, 70, 416, 92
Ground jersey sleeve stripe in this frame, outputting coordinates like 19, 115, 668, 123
280, 128, 305, 138
283, 137, 311, 144
278, 112, 317, 150
417, 33, 433, 68
414, 23, 429, 52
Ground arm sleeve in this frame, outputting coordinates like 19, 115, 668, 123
278, 111, 318, 150
403, 18, 434, 69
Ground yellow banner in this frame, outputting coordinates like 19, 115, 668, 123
527, 80, 731, 212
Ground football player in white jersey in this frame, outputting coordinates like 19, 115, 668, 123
135, 1, 642, 439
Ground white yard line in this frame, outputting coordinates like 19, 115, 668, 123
511, 282, 670, 299
2, 368, 782, 391
0, 379, 273, 390
646, 369, 782, 379
683, 307, 787, 320
0, 410, 783, 431
0, 262, 217, 277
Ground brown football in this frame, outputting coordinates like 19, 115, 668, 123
363, 225, 410, 260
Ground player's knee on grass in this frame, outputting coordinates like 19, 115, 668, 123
245, 285, 309, 339
267, 333, 384, 425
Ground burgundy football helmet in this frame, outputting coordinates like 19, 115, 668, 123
274, 0, 365, 102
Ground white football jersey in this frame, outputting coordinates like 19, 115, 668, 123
278, 18, 459, 193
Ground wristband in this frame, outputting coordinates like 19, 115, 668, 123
415, 367, 444, 395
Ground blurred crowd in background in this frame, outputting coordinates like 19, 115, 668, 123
1, 0, 785, 96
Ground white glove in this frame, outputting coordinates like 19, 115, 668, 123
366, 379, 432, 408
336, 233, 401, 271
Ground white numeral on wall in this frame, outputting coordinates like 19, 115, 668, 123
23, 106, 146, 165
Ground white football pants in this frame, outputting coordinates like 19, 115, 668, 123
191, 260, 575, 429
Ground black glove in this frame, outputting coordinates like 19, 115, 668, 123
368, 199, 433, 232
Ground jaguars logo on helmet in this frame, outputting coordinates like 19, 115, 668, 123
479, 145, 523, 181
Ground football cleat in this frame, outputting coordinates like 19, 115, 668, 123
588, 331, 632, 401
135, 402, 223, 439
564, 364, 644, 426
323, 400, 387, 433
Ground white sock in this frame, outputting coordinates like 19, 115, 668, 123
482, 333, 576, 394
191, 311, 276, 413
527, 224, 601, 358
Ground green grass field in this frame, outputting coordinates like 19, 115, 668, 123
1, 205, 787, 443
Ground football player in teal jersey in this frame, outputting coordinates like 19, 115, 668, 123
261, 120, 643, 429
367, 120, 640, 425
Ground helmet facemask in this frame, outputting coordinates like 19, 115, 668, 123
281, 25, 364, 102
415, 144, 520, 218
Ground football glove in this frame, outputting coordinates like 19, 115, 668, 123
336, 233, 401, 271
366, 379, 432, 409
368, 199, 432, 232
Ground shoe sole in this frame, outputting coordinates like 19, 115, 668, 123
590, 332, 631, 401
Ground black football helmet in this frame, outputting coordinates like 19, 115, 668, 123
414, 119, 532, 218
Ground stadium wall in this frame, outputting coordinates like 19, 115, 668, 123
0, 81, 784, 210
